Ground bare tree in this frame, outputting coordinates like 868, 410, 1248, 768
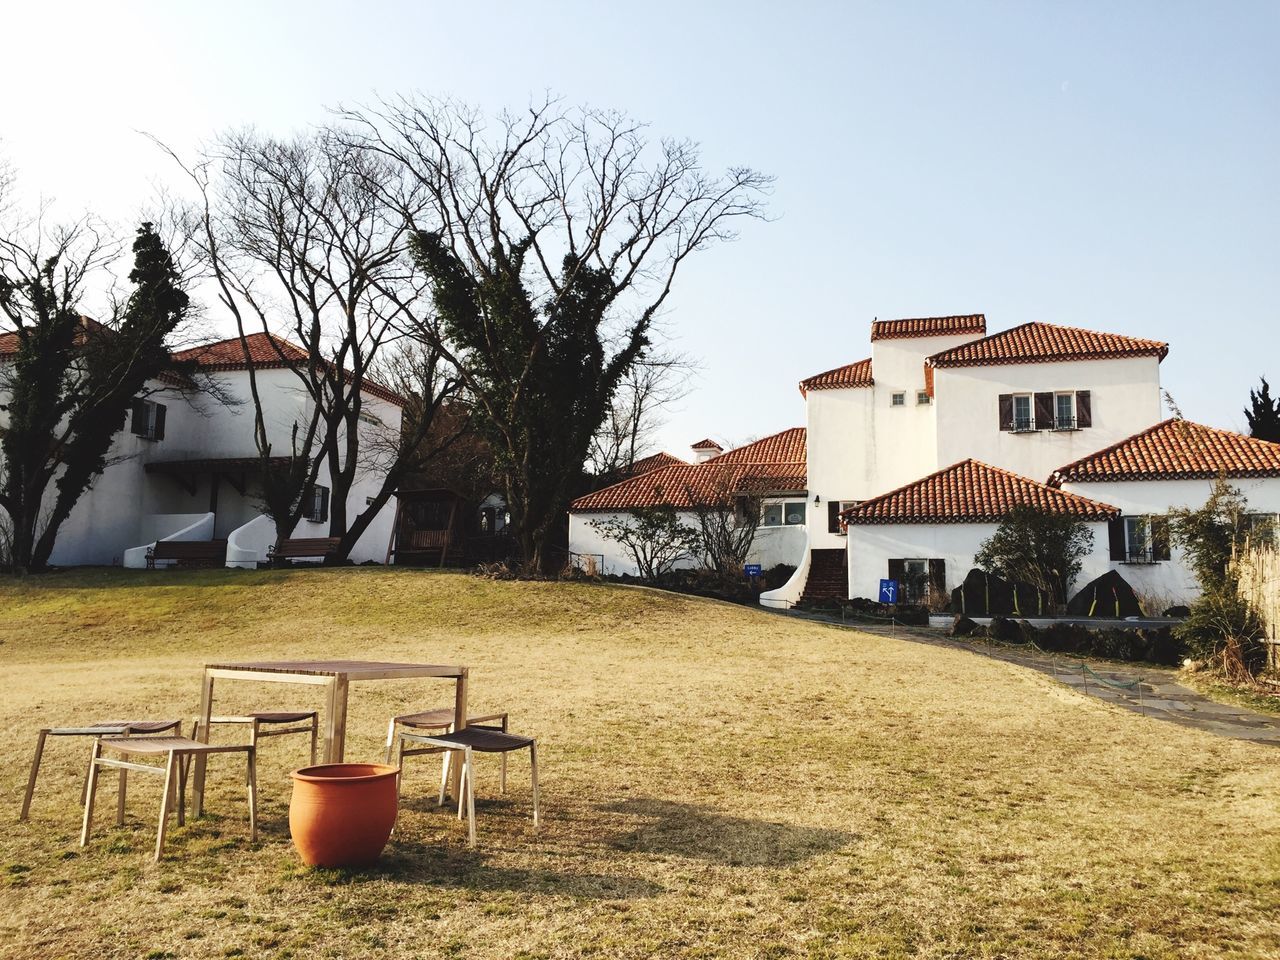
339, 95, 771, 572
684, 464, 766, 579
588, 349, 696, 481
161, 130, 461, 558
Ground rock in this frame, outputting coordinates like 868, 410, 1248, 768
1066, 570, 1144, 618
951, 615, 978, 637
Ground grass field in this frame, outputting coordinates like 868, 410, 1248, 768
1, 568, 1278, 959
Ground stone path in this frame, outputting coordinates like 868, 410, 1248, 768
781, 610, 1280, 746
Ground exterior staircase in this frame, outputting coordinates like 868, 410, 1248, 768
798, 548, 849, 605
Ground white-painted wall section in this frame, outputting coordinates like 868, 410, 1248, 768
1058, 476, 1280, 606
847, 520, 1114, 603
932, 356, 1163, 483
0, 360, 403, 568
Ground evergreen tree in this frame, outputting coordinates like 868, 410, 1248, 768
1245, 377, 1280, 442
1, 223, 191, 572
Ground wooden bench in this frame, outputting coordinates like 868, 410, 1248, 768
147, 540, 228, 569
268, 537, 342, 565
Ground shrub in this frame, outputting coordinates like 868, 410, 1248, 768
763, 563, 797, 591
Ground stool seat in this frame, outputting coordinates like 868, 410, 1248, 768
98, 736, 252, 756
212, 711, 317, 724
394, 708, 456, 729
45, 720, 182, 736
406, 728, 534, 753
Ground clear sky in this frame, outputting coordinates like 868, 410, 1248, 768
3, 1, 1276, 457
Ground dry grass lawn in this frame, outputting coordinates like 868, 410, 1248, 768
1, 567, 1278, 959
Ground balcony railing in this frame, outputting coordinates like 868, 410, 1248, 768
1011, 417, 1036, 433
1123, 546, 1159, 564
1052, 416, 1079, 432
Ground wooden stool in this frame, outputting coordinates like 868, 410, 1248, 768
192, 711, 318, 766
81, 736, 257, 861
20, 720, 182, 821
386, 709, 510, 798
397, 727, 538, 848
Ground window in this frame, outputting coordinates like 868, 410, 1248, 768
916, 391, 931, 406
1244, 513, 1280, 547
1054, 392, 1077, 431
891, 392, 906, 407
1012, 394, 1033, 432
358, 411, 383, 428
302, 484, 330, 523
130, 399, 166, 441
1118, 515, 1170, 563
762, 501, 807, 527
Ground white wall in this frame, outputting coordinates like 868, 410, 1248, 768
0, 361, 404, 568
933, 356, 1163, 483
569, 504, 808, 578
846, 520, 1113, 603
1059, 476, 1280, 605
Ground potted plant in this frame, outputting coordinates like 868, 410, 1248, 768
289, 763, 399, 868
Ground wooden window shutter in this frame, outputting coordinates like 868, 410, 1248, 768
1107, 518, 1127, 561
1075, 390, 1092, 428
153, 403, 166, 441
319, 486, 330, 524
827, 500, 841, 534
998, 394, 1014, 431
887, 558, 906, 583
1151, 515, 1171, 561
928, 558, 946, 598
1034, 392, 1054, 430
130, 400, 147, 436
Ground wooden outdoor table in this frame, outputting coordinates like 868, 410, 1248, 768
191, 660, 468, 816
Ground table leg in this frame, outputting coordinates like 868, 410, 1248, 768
448, 669, 469, 800
192, 671, 215, 817
324, 676, 350, 763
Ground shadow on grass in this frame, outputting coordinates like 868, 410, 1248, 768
291, 838, 664, 900
599, 797, 851, 867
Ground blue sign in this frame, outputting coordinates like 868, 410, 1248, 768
744, 564, 763, 578
878, 579, 899, 604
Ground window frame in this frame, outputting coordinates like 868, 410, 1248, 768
131, 399, 166, 442
1011, 393, 1034, 432
890, 392, 906, 407
301, 484, 330, 523
916, 390, 932, 406
1053, 392, 1077, 431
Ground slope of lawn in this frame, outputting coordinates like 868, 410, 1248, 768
1, 567, 1278, 959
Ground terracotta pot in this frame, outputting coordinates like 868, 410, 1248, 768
289, 763, 399, 868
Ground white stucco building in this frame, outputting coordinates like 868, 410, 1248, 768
569, 313, 1280, 611
0, 331, 404, 568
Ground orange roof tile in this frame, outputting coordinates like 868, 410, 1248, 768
690, 438, 723, 450
173, 333, 407, 407
625, 451, 688, 476
572, 428, 806, 511
1050, 419, 1280, 484
926, 321, 1168, 369
842, 459, 1118, 524
799, 357, 873, 395
870, 314, 986, 341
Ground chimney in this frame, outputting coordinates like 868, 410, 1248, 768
690, 438, 724, 464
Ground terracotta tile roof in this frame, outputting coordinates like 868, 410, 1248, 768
625, 451, 688, 476
842, 459, 1118, 524
799, 357, 873, 395
704, 427, 807, 465
572, 428, 806, 511
926, 321, 1168, 369
173, 333, 407, 407
0, 316, 112, 359
690, 438, 723, 451
1050, 419, 1280, 485
870, 314, 986, 341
